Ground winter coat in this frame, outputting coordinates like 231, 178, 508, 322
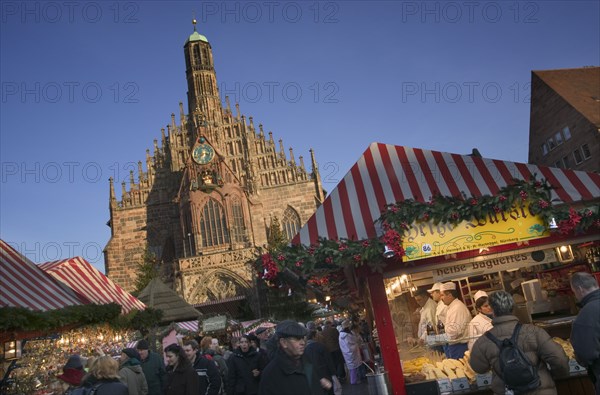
191, 351, 222, 395
305, 340, 336, 381
79, 377, 128, 395
139, 351, 166, 395
258, 349, 328, 395
570, 288, 600, 395
318, 326, 341, 353
338, 330, 361, 370
119, 359, 149, 395
225, 347, 267, 395
164, 363, 200, 395
470, 315, 569, 395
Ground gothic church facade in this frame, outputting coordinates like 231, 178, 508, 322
104, 24, 325, 307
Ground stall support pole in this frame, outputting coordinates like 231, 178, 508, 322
367, 273, 406, 395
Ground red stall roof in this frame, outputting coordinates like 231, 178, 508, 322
294, 143, 600, 246
40, 257, 146, 314
0, 239, 84, 311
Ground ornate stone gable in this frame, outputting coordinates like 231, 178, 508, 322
105, 26, 324, 314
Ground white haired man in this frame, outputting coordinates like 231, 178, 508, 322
570, 272, 600, 395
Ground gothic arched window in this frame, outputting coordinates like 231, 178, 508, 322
282, 206, 301, 241
199, 198, 230, 247
230, 197, 246, 243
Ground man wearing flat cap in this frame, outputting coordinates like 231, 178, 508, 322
136, 339, 165, 395
258, 320, 332, 395
440, 282, 471, 359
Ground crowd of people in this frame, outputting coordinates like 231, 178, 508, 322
48, 271, 599, 395
407, 272, 600, 395
51, 315, 374, 395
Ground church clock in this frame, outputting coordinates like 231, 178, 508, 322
192, 139, 215, 165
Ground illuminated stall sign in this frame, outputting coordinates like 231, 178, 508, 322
402, 207, 550, 262
432, 249, 557, 282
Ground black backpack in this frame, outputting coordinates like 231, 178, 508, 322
485, 323, 540, 394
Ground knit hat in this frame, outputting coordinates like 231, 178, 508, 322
57, 355, 84, 386
306, 321, 317, 331
136, 339, 149, 350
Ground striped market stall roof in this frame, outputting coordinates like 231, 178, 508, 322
39, 257, 146, 314
176, 320, 199, 332
0, 239, 84, 311
294, 143, 600, 246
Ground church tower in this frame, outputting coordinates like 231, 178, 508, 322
105, 22, 325, 315
184, 19, 223, 126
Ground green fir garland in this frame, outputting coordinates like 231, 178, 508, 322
254, 176, 599, 286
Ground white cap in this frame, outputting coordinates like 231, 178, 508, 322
440, 282, 457, 292
473, 290, 488, 301
427, 282, 443, 293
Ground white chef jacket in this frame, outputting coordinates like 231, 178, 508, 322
418, 298, 438, 340
467, 312, 493, 350
436, 299, 448, 325
444, 298, 472, 342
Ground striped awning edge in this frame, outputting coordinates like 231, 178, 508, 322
0, 239, 84, 311
176, 320, 199, 332
40, 257, 146, 314
294, 143, 600, 246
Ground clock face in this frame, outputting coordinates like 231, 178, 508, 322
192, 143, 215, 164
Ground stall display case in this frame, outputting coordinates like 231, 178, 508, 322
537, 262, 589, 295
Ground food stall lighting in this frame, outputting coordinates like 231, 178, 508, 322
4, 340, 22, 360
325, 296, 331, 301
400, 274, 408, 283
556, 245, 574, 262
383, 245, 396, 258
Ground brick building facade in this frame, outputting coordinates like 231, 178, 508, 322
528, 67, 599, 172
104, 24, 325, 308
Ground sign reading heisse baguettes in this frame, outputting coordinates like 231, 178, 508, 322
401, 205, 550, 262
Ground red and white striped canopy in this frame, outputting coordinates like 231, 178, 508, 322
294, 143, 600, 246
176, 320, 199, 332
0, 239, 84, 311
40, 257, 146, 314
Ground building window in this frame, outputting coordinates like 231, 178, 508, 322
547, 137, 556, 151
554, 131, 563, 146
562, 155, 570, 168
573, 149, 583, 164
199, 198, 230, 247
562, 126, 571, 140
230, 197, 246, 243
541, 143, 549, 156
581, 144, 591, 160
282, 207, 301, 241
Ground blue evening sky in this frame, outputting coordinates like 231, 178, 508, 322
1, 1, 598, 271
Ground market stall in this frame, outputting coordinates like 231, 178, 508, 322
287, 143, 599, 395
0, 240, 138, 394
40, 257, 146, 314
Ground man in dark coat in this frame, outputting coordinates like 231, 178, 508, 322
136, 339, 166, 395
183, 339, 222, 395
318, 320, 345, 381
258, 320, 332, 395
226, 335, 267, 395
570, 272, 600, 395
304, 322, 336, 395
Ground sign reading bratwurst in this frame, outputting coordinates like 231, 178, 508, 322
401, 205, 550, 262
